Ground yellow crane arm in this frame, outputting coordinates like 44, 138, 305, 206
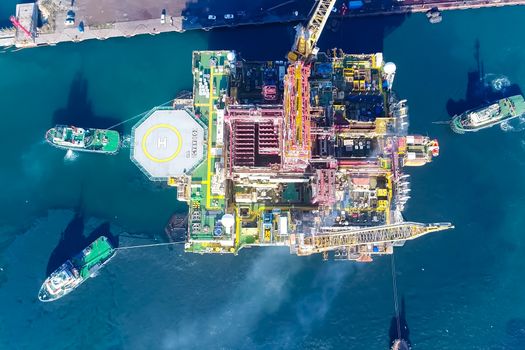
288, 0, 338, 62
296, 222, 454, 255
307, 0, 337, 46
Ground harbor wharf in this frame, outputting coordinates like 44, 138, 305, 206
1, 0, 314, 49
343, 0, 525, 17
3, 0, 525, 49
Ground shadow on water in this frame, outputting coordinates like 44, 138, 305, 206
181, 0, 314, 31
180, 0, 406, 57
46, 212, 84, 275
46, 212, 119, 276
52, 71, 123, 133
164, 213, 188, 246
446, 39, 523, 117
202, 13, 406, 61
389, 296, 411, 349
319, 14, 408, 54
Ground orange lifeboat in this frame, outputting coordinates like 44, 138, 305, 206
356, 254, 373, 263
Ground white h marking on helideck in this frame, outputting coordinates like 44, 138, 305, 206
157, 137, 168, 149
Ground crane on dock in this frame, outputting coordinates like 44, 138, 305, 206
9, 15, 33, 40
288, 0, 338, 62
296, 222, 453, 256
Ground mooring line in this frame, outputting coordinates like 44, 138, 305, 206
115, 241, 185, 250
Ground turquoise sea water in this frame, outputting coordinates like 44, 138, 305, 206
2, 2, 525, 349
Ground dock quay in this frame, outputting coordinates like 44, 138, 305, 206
3, 0, 313, 49
3, 0, 525, 49
342, 0, 525, 18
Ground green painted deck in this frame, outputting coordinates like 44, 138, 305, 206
188, 51, 232, 248
452, 94, 525, 133
94, 130, 120, 153
46, 126, 120, 153
507, 94, 525, 116
72, 236, 115, 278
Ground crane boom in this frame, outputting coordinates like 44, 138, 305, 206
296, 222, 454, 256
288, 0, 337, 62
10, 15, 33, 40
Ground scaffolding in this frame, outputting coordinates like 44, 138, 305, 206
283, 62, 311, 171
224, 105, 284, 173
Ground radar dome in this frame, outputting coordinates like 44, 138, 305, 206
227, 52, 236, 61
384, 62, 396, 74
221, 214, 235, 233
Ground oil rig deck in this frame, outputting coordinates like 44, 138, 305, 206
131, 49, 453, 261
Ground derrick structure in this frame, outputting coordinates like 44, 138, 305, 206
224, 105, 284, 175
283, 61, 311, 171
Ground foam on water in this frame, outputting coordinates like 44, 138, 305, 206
63, 149, 78, 161
501, 114, 525, 132
120, 134, 132, 149
485, 73, 511, 92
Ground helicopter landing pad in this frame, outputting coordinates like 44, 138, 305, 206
131, 107, 206, 180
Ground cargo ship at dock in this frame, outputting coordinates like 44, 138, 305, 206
451, 95, 525, 133
38, 236, 115, 302
46, 125, 120, 154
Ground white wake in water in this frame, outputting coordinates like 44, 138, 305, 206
480, 73, 525, 133
484, 73, 511, 92
500, 114, 525, 132
64, 149, 78, 161
120, 134, 132, 149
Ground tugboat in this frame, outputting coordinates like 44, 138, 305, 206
451, 95, 525, 133
46, 125, 120, 154
38, 236, 116, 302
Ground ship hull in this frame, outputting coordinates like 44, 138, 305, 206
38, 266, 85, 302
46, 140, 119, 154
451, 95, 525, 133
38, 236, 116, 302
38, 254, 115, 302
45, 126, 120, 154
451, 113, 518, 133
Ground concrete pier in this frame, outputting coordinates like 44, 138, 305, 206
3, 0, 525, 49
343, 0, 525, 17
9, 3, 38, 48
3, 0, 312, 48
0, 28, 16, 48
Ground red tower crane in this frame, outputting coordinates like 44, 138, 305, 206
10, 15, 33, 39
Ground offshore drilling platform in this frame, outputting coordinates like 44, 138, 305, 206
131, 0, 453, 261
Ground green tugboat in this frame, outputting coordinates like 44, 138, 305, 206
38, 236, 116, 302
46, 125, 120, 154
451, 95, 525, 133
